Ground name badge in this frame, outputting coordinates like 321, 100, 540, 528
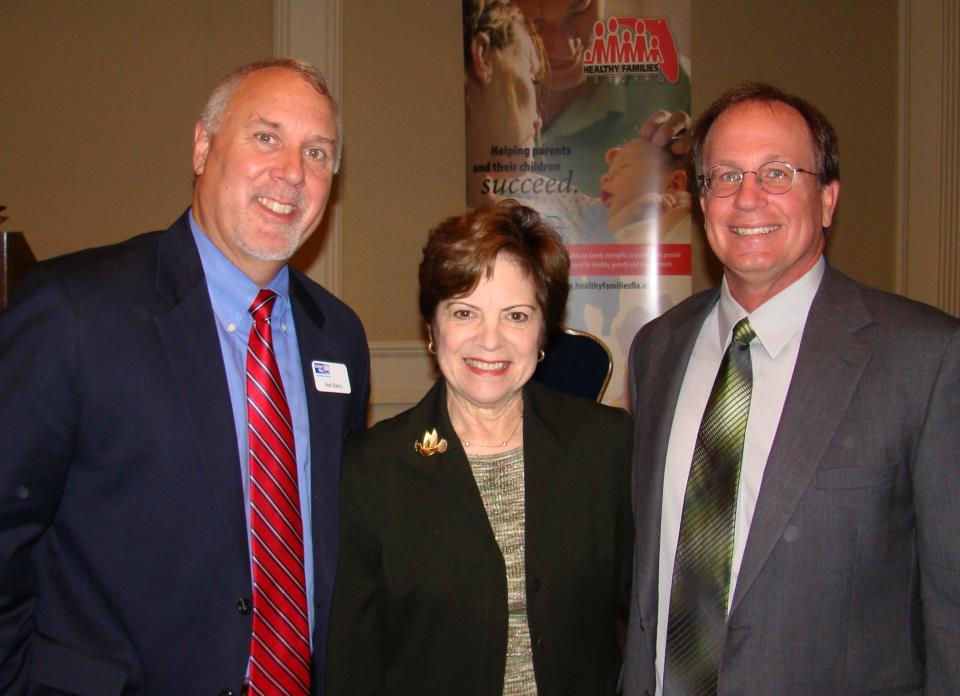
311, 360, 351, 394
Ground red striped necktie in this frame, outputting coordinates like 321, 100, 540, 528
246, 289, 311, 695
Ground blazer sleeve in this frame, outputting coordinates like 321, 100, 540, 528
325, 440, 386, 696
0, 265, 80, 692
912, 326, 960, 692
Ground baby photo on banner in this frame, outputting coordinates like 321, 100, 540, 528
464, 0, 692, 407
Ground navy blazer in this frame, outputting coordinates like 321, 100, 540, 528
0, 212, 369, 694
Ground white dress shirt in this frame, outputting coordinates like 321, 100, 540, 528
654, 257, 825, 694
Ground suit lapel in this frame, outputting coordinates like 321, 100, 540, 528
153, 214, 249, 573
522, 383, 572, 552
395, 382, 579, 550
730, 267, 874, 615
634, 292, 717, 620
288, 273, 355, 595
397, 382, 496, 540
289, 275, 334, 582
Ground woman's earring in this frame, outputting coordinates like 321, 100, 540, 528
538, 349, 545, 363
427, 340, 437, 355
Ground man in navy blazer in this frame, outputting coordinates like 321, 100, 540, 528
0, 59, 369, 694
623, 83, 960, 695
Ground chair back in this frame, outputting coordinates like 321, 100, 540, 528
532, 327, 613, 402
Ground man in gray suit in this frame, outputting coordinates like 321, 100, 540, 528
623, 82, 960, 695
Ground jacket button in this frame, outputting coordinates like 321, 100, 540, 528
528, 578, 541, 592
237, 597, 252, 615
219, 690, 235, 696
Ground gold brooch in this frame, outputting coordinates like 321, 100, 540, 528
414, 428, 448, 457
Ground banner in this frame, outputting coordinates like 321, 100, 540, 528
464, 0, 692, 407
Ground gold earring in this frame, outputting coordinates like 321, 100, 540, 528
427, 340, 437, 355
538, 349, 545, 363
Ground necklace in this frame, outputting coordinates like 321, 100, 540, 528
462, 412, 523, 449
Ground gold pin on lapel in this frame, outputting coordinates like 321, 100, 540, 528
414, 428, 448, 457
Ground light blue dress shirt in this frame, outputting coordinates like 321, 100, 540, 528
189, 212, 315, 639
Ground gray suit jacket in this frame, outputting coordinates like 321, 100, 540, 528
623, 265, 960, 696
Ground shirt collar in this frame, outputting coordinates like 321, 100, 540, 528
188, 208, 291, 332
718, 256, 825, 358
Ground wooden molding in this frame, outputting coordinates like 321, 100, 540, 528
898, 0, 960, 316
274, 0, 344, 297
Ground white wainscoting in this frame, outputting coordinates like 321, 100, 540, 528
368, 341, 437, 424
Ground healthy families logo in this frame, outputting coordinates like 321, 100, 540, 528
583, 17, 680, 83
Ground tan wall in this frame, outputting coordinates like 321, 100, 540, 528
1, 0, 901, 343
340, 1, 466, 341
0, 0, 273, 261
689, 0, 899, 293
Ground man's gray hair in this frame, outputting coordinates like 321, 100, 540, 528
200, 58, 343, 173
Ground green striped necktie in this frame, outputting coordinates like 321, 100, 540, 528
664, 317, 756, 696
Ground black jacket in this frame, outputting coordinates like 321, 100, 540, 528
327, 379, 633, 695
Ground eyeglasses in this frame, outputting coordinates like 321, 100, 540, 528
699, 160, 819, 198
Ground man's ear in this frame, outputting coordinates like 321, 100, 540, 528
193, 121, 212, 176
820, 179, 840, 228
469, 32, 494, 85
